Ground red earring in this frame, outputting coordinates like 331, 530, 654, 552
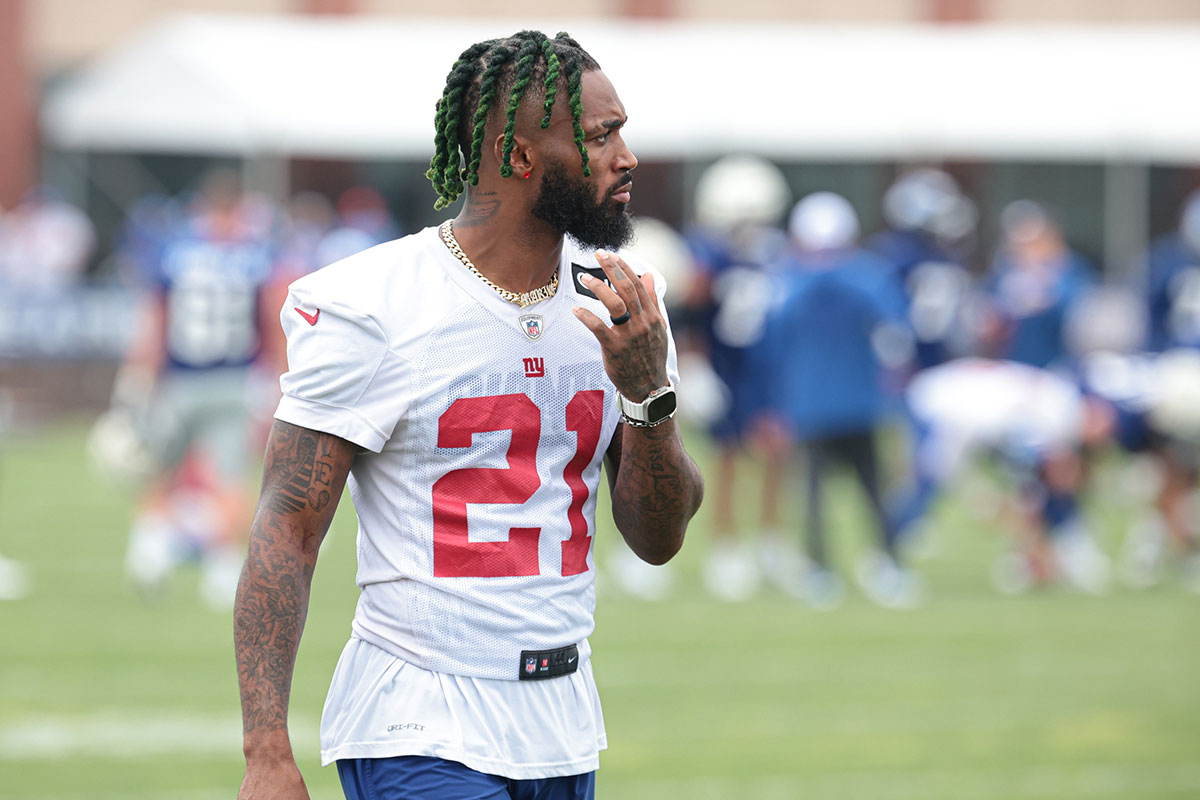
524, 171, 531, 179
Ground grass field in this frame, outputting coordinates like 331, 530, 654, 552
1, 419, 1197, 799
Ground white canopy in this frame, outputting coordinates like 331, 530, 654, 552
40, 14, 1200, 163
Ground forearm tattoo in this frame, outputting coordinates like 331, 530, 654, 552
235, 422, 352, 737
610, 422, 704, 559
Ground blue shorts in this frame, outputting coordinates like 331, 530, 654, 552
336, 756, 596, 800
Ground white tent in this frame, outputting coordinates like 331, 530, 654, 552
40, 14, 1200, 163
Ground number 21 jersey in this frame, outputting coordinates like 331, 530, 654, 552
275, 225, 677, 680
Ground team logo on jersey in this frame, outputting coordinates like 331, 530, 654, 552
519, 313, 544, 341
523, 357, 545, 378
524, 656, 538, 675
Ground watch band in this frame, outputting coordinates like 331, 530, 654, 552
617, 384, 677, 427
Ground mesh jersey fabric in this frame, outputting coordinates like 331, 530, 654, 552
274, 225, 677, 776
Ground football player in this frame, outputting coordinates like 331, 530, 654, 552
234, 31, 703, 800
890, 358, 1114, 594
1143, 188, 1200, 353
117, 169, 282, 609
681, 154, 793, 601
868, 168, 975, 371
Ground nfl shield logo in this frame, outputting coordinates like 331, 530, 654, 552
525, 656, 538, 675
519, 313, 544, 342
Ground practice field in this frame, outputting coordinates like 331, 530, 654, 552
0, 420, 1197, 799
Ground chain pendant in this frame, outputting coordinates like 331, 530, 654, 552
439, 221, 559, 308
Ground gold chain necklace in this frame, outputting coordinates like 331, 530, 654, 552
439, 221, 559, 308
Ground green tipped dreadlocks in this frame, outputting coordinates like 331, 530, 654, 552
499, 36, 544, 179
426, 30, 599, 209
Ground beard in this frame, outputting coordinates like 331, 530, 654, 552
531, 160, 635, 250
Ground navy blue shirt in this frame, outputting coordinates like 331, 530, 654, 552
148, 217, 277, 371
761, 248, 907, 438
868, 228, 970, 369
987, 251, 1094, 369
1144, 233, 1200, 351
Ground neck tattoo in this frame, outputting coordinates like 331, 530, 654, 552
439, 221, 559, 308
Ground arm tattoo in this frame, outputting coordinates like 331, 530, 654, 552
609, 422, 703, 563
235, 421, 355, 741
267, 426, 335, 515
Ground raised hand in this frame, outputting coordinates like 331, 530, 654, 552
571, 249, 669, 401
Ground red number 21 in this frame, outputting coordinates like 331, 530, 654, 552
432, 390, 605, 578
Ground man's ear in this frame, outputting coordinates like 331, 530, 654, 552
492, 132, 534, 177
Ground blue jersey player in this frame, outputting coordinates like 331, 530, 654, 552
1144, 189, 1200, 352
117, 170, 282, 608
868, 169, 974, 371
682, 155, 792, 601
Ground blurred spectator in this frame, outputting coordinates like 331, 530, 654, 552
109, 192, 183, 287
315, 185, 399, 268
759, 192, 917, 609
1143, 188, 1200, 352
982, 200, 1095, 368
275, 190, 337, 283
682, 155, 791, 602
869, 168, 975, 370
107, 168, 284, 609
0, 186, 96, 293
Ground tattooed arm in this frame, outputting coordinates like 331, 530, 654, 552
576, 250, 704, 565
604, 412, 704, 564
235, 420, 358, 800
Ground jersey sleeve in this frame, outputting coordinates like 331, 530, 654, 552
274, 286, 409, 453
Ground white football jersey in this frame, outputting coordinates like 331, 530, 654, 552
908, 358, 1083, 455
275, 225, 677, 775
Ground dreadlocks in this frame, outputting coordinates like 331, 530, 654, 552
426, 31, 600, 210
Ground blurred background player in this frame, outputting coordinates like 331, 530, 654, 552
890, 357, 1115, 594
1078, 350, 1200, 591
1144, 188, 1200, 352
682, 154, 792, 601
980, 200, 1095, 368
869, 168, 975, 372
758, 192, 917, 608
106, 168, 284, 609
1117, 190, 1200, 588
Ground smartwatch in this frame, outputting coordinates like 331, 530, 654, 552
617, 384, 677, 427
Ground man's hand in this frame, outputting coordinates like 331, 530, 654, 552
571, 249, 669, 401
574, 250, 703, 564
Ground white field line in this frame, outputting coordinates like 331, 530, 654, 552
0, 711, 318, 760
610, 762, 1200, 800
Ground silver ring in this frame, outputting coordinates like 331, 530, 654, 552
610, 310, 631, 326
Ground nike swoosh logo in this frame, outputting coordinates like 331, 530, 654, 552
567, 655, 577, 664
294, 307, 320, 325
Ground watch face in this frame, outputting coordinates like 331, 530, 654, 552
647, 390, 677, 422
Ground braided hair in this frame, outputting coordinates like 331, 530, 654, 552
426, 31, 600, 210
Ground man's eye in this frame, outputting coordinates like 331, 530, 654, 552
592, 132, 609, 144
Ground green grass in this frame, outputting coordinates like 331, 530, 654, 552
0, 420, 1197, 799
